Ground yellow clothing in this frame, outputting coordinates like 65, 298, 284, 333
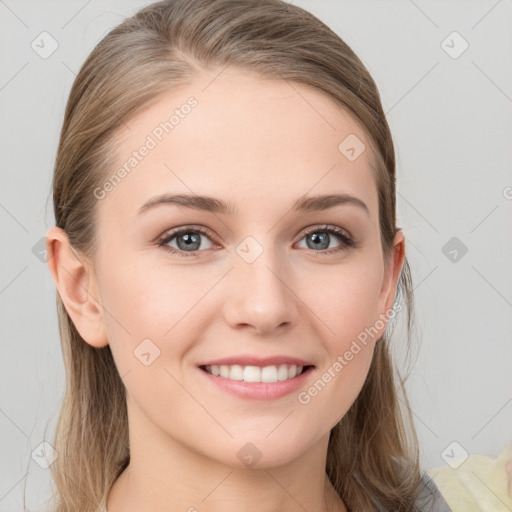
427, 441, 512, 512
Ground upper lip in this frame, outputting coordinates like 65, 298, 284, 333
198, 356, 315, 368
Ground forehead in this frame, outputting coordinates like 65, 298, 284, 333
97, 69, 379, 221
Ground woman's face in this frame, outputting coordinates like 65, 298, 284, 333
82, 69, 404, 469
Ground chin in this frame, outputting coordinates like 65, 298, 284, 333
204, 435, 316, 471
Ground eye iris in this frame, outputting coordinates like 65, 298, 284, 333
177, 232, 201, 251
307, 232, 329, 250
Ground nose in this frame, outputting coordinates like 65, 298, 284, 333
222, 242, 300, 336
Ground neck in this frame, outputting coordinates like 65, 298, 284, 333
107, 463, 346, 512
106, 403, 347, 512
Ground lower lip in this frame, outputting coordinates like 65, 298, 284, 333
198, 366, 314, 400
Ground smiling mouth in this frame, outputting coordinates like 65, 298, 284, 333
200, 364, 314, 383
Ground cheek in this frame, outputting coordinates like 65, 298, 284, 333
296, 279, 381, 432
96, 261, 208, 415
298, 346, 374, 438
98, 258, 219, 365
295, 256, 384, 414
299, 255, 384, 348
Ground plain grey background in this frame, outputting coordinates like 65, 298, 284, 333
1, 0, 511, 510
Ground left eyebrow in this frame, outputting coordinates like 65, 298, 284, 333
292, 193, 370, 217
137, 193, 370, 218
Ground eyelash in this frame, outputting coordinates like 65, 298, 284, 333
157, 224, 356, 258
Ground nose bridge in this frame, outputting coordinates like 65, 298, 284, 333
236, 234, 288, 299
224, 234, 298, 332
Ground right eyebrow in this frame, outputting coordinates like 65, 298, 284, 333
137, 193, 236, 216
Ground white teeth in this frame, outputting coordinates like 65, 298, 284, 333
229, 365, 243, 380
204, 363, 306, 382
277, 364, 289, 381
261, 366, 277, 383
243, 366, 260, 382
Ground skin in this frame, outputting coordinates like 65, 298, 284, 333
47, 68, 405, 512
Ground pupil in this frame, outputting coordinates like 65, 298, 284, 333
308, 232, 329, 250
179, 232, 200, 250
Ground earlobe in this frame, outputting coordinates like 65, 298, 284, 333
45, 226, 109, 348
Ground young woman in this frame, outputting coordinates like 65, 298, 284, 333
44, 0, 452, 510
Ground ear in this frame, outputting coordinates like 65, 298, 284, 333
378, 229, 406, 316
46, 226, 109, 348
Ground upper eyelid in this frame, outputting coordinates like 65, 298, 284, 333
301, 224, 350, 237
159, 225, 218, 243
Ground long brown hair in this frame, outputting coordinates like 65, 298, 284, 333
38, 0, 423, 510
